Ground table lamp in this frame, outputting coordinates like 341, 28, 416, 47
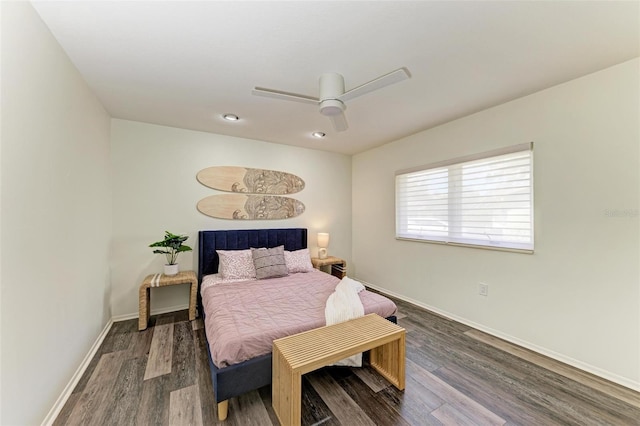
317, 232, 329, 259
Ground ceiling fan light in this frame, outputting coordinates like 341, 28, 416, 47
319, 99, 345, 116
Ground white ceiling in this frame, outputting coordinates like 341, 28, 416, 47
32, 1, 639, 155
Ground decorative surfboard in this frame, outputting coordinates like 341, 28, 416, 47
197, 194, 305, 220
196, 166, 305, 195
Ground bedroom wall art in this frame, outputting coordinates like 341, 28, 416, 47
197, 194, 305, 219
197, 166, 305, 194
196, 166, 306, 220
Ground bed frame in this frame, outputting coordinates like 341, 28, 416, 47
197, 228, 396, 421
197, 228, 308, 420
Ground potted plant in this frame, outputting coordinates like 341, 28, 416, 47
149, 231, 193, 275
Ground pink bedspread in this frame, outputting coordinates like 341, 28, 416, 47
201, 270, 397, 368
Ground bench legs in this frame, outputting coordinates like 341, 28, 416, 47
217, 400, 228, 421
272, 347, 302, 426
272, 336, 405, 426
370, 333, 406, 390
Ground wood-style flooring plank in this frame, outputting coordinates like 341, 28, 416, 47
135, 375, 172, 425
227, 389, 272, 426
193, 327, 216, 425
435, 334, 640, 425
143, 323, 174, 380
52, 392, 80, 426
431, 403, 479, 426
406, 358, 507, 425
307, 369, 376, 426
169, 384, 203, 426
328, 368, 412, 426
465, 329, 640, 409
155, 314, 175, 326
99, 356, 147, 425
63, 351, 125, 426
169, 321, 196, 390
257, 386, 283, 426
299, 378, 341, 426
53, 305, 640, 426
352, 362, 394, 392
129, 326, 154, 358
425, 339, 548, 424
378, 382, 444, 426
100, 320, 135, 354
433, 364, 552, 426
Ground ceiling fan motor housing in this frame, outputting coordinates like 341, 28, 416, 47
319, 73, 346, 116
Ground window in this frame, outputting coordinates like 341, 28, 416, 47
396, 143, 533, 252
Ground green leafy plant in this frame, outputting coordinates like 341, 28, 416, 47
149, 231, 192, 265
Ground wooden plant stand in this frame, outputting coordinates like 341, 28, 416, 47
272, 314, 405, 426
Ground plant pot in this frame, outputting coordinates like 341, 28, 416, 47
164, 264, 179, 276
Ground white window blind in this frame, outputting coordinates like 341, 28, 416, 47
396, 143, 534, 252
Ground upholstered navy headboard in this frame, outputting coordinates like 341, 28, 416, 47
197, 228, 308, 284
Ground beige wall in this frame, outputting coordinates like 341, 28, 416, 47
110, 119, 352, 318
0, 3, 112, 424
2, 3, 637, 423
352, 58, 640, 389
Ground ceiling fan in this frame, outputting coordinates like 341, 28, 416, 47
252, 67, 411, 132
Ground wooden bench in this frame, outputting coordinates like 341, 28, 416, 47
272, 314, 406, 426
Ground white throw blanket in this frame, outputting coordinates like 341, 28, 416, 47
325, 276, 365, 367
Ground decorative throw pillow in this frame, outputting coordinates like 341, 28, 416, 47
217, 249, 256, 280
251, 246, 289, 279
284, 248, 314, 273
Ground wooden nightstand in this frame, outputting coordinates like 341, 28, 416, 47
138, 270, 198, 331
311, 256, 346, 279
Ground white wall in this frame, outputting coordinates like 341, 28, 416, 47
111, 119, 352, 317
353, 59, 640, 389
0, 3, 112, 424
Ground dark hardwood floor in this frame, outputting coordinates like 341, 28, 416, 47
54, 296, 640, 425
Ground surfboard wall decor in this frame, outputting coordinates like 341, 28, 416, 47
197, 166, 305, 195
197, 194, 305, 220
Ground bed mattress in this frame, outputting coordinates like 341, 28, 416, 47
201, 269, 397, 368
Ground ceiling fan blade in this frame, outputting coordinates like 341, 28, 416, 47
329, 111, 348, 132
252, 87, 319, 105
339, 67, 411, 102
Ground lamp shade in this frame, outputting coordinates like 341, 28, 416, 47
317, 233, 330, 248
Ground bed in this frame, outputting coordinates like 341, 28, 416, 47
197, 228, 398, 420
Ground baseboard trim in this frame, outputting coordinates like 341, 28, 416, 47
41, 318, 114, 426
361, 280, 640, 393
111, 303, 190, 322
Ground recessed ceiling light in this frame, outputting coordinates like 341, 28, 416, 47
312, 132, 326, 138
222, 114, 239, 121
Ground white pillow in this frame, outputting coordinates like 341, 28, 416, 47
217, 249, 256, 280
284, 248, 314, 273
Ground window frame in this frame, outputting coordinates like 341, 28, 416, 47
395, 142, 534, 253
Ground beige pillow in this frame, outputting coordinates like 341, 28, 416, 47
251, 246, 289, 279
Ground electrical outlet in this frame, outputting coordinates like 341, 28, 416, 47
479, 282, 489, 296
